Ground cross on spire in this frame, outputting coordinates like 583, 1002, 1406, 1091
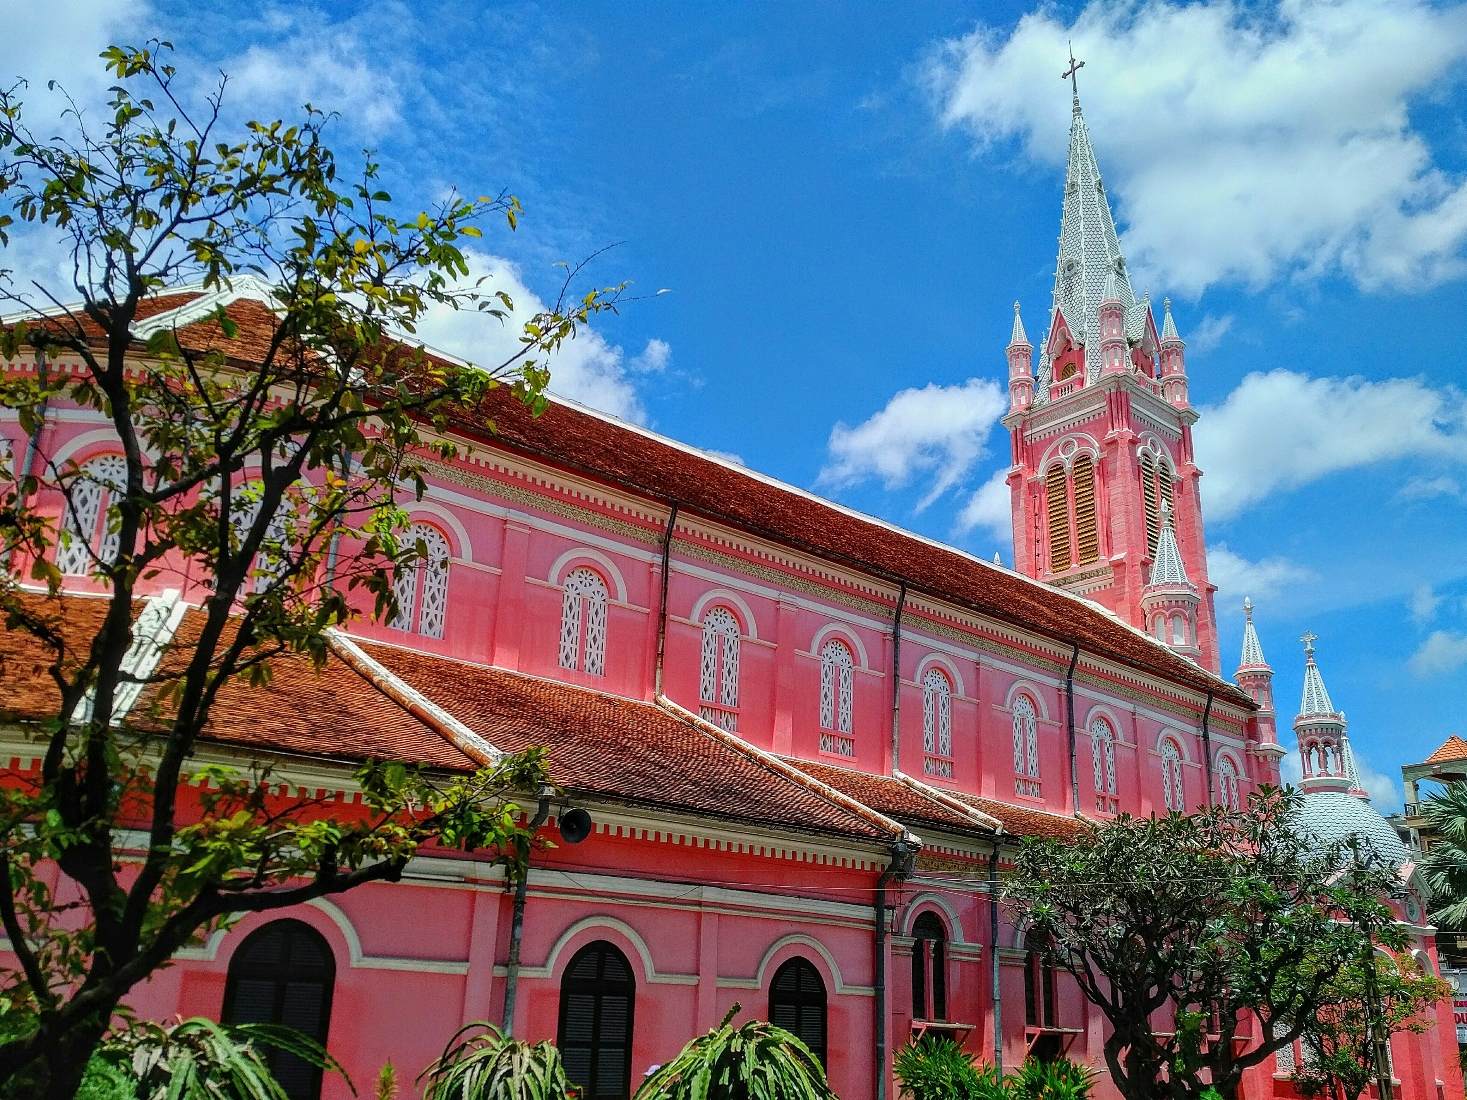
1062, 44, 1085, 104
1301, 631, 1317, 656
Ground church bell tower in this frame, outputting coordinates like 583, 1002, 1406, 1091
1003, 58, 1219, 672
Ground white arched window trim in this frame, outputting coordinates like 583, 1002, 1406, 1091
1090, 716, 1118, 814
1160, 738, 1185, 813
559, 566, 609, 676
57, 453, 128, 576
1012, 694, 1040, 798
922, 668, 953, 779
818, 639, 855, 758
1215, 753, 1241, 811
389, 523, 450, 640
699, 606, 741, 732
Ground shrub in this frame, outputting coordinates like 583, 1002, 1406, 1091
894, 1037, 1007, 1100
418, 1023, 573, 1100
1008, 1057, 1096, 1100
636, 1003, 835, 1100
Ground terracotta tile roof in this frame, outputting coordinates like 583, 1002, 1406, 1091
8, 292, 203, 344
783, 758, 990, 835
1426, 735, 1467, 764
0, 591, 121, 724
946, 791, 1086, 841
444, 388, 1252, 709
353, 639, 889, 841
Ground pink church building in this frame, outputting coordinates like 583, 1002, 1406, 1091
2, 84, 1459, 1100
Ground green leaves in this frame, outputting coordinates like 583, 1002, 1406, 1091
418, 1023, 571, 1100
635, 1004, 835, 1100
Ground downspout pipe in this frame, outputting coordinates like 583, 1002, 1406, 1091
890, 583, 907, 774
990, 836, 1006, 1073
1064, 643, 1080, 817
875, 839, 917, 1100
653, 502, 679, 697
1201, 691, 1215, 808
501, 787, 552, 1037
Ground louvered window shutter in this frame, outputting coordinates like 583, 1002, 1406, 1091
768, 959, 827, 1066
1045, 465, 1071, 571
558, 943, 636, 1100
1141, 455, 1160, 555
1072, 454, 1099, 565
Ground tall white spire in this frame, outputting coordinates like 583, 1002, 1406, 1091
1160, 296, 1181, 342
1298, 632, 1337, 718
1239, 597, 1268, 669
1009, 301, 1029, 347
1048, 74, 1134, 385
1148, 504, 1191, 587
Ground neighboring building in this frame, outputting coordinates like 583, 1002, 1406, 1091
1, 79, 1459, 1100
1403, 737, 1467, 973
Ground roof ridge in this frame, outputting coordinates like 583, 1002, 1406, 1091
656, 694, 918, 846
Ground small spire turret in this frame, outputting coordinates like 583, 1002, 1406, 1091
1159, 297, 1190, 407
1293, 634, 1359, 796
1007, 301, 1035, 412
1140, 504, 1201, 661
1234, 597, 1282, 777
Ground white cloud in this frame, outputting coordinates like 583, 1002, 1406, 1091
924, 0, 1467, 294
1188, 314, 1233, 353
1399, 475, 1463, 501
1409, 584, 1442, 624
955, 467, 1014, 542
819, 379, 1007, 510
1207, 543, 1314, 603
1194, 370, 1467, 519
631, 338, 671, 373
1410, 631, 1467, 678
0, 0, 151, 105
413, 250, 654, 424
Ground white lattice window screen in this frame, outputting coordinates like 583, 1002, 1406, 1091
1013, 696, 1040, 796
0, 435, 12, 480
1161, 740, 1184, 812
390, 524, 449, 639
558, 567, 609, 675
1217, 756, 1240, 811
818, 639, 854, 734
231, 493, 292, 594
923, 669, 951, 757
1091, 718, 1117, 795
700, 607, 740, 729
58, 454, 128, 575
1273, 1023, 1297, 1074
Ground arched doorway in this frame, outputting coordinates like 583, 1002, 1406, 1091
222, 919, 335, 1100
768, 957, 827, 1066
558, 941, 636, 1099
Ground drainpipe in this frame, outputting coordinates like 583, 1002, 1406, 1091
653, 502, 679, 697
875, 840, 917, 1100
501, 788, 552, 1037
989, 837, 1005, 1073
1064, 643, 1080, 817
1201, 691, 1215, 808
890, 583, 907, 774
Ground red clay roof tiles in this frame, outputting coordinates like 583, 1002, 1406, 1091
1426, 735, 1467, 765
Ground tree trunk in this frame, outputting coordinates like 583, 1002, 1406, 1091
3, 1014, 112, 1100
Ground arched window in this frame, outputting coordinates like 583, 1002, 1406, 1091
389, 523, 450, 639
1140, 452, 1175, 557
1045, 465, 1071, 572
769, 957, 827, 1066
911, 912, 947, 1022
222, 920, 335, 1100
922, 669, 953, 779
1090, 717, 1117, 814
699, 606, 741, 731
1012, 695, 1041, 798
1160, 738, 1185, 813
1216, 755, 1240, 811
559, 567, 609, 676
818, 639, 854, 757
558, 941, 636, 1100
1171, 613, 1188, 646
1072, 454, 1099, 566
57, 454, 128, 576
229, 491, 292, 595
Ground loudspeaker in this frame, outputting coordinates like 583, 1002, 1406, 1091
559, 807, 593, 845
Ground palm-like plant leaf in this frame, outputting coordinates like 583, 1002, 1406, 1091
1422, 783, 1467, 928
418, 1022, 572, 1100
636, 1003, 835, 1100
91, 1016, 350, 1100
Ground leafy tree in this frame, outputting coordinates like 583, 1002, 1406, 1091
635, 1003, 835, 1100
1291, 944, 1450, 1100
418, 1022, 572, 1100
1003, 788, 1410, 1100
0, 41, 621, 1099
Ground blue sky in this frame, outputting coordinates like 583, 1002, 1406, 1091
6, 0, 1467, 808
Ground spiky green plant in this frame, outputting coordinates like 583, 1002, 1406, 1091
1007, 1057, 1096, 1100
894, 1036, 1007, 1100
377, 1062, 400, 1100
417, 1023, 572, 1100
84, 1016, 349, 1100
635, 1003, 835, 1100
